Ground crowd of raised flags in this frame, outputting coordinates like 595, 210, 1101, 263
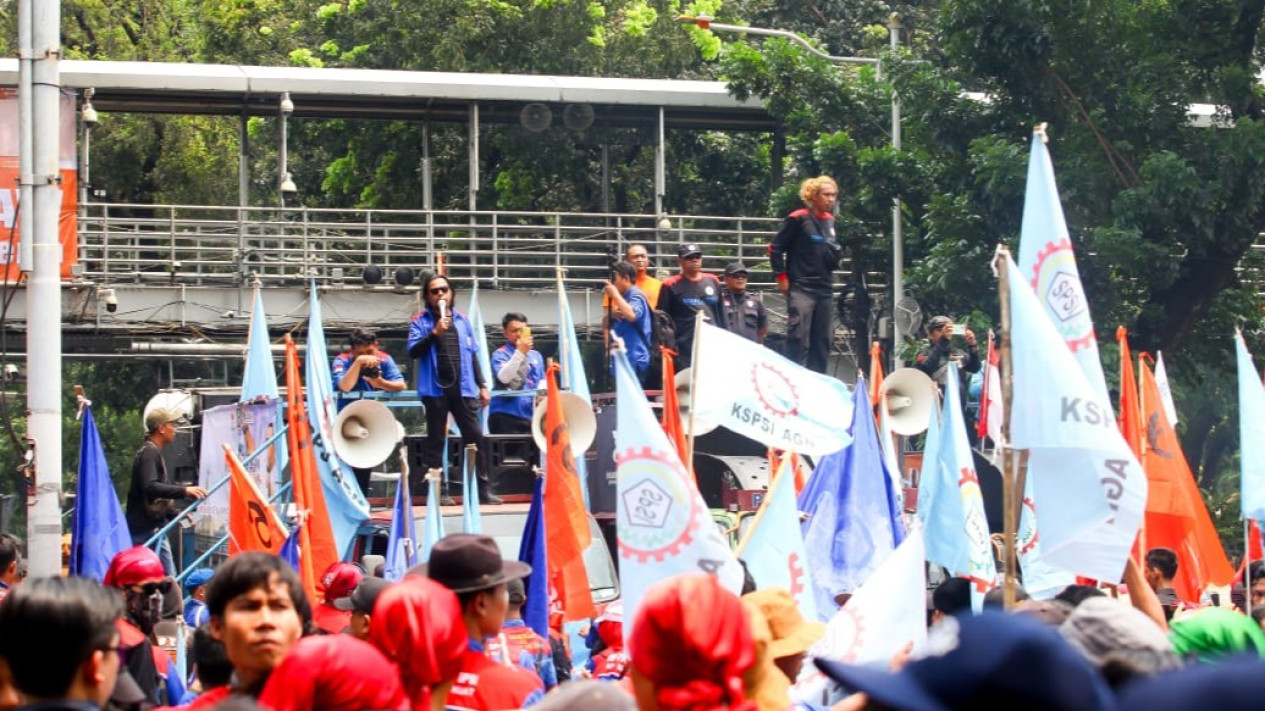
35, 121, 1265, 711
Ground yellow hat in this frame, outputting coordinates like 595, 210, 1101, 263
742, 587, 826, 659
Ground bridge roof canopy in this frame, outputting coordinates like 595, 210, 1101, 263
0, 59, 776, 130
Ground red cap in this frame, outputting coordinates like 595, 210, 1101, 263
257, 635, 409, 711
369, 576, 467, 709
103, 546, 166, 588
321, 562, 364, 602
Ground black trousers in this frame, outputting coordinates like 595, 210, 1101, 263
422, 387, 489, 488
786, 287, 834, 374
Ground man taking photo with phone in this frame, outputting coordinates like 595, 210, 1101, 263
914, 315, 980, 390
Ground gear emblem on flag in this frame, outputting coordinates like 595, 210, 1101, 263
1031, 239, 1095, 352
616, 447, 701, 563
751, 362, 800, 417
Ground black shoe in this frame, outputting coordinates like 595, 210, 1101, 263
479, 492, 504, 506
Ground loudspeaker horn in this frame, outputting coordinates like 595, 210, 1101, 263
332, 400, 406, 469
878, 368, 938, 435
532, 391, 598, 454
675, 368, 719, 436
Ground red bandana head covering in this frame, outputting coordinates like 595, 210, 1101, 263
256, 634, 409, 711
103, 546, 165, 588
368, 576, 468, 708
630, 574, 757, 711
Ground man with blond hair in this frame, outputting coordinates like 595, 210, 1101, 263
769, 176, 843, 373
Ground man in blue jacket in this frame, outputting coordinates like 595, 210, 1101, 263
407, 275, 501, 505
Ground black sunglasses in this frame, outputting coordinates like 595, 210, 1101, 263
133, 580, 173, 596
428, 286, 450, 295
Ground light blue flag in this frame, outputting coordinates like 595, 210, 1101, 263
557, 275, 591, 509
797, 376, 905, 621
70, 406, 133, 581
1016, 128, 1108, 401
1016, 476, 1076, 599
421, 474, 445, 561
175, 621, 188, 687
461, 447, 482, 534
614, 346, 742, 642
923, 362, 996, 611
469, 282, 494, 431
240, 286, 286, 487
384, 470, 419, 581
304, 283, 369, 558
1236, 332, 1265, 522
741, 462, 818, 621
1007, 255, 1146, 581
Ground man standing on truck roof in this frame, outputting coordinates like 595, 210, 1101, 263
126, 408, 207, 576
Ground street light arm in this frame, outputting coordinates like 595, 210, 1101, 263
675, 16, 880, 66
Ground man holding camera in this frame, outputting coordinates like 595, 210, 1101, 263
915, 315, 981, 389
489, 312, 546, 435
333, 328, 407, 402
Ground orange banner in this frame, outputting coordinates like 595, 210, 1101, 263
544, 362, 595, 621
0, 89, 79, 281
225, 444, 288, 556
1138, 359, 1234, 600
285, 334, 339, 603
659, 347, 694, 484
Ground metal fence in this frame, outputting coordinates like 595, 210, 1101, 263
77, 203, 885, 291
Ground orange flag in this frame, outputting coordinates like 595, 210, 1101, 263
225, 444, 288, 555
868, 341, 885, 408
1117, 327, 1143, 460
543, 362, 596, 621
659, 347, 696, 484
1137, 359, 1235, 600
284, 335, 339, 604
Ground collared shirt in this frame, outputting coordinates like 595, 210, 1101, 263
184, 598, 209, 628
489, 344, 546, 421
487, 619, 558, 688
447, 639, 544, 710
720, 288, 767, 343
610, 286, 652, 374
331, 348, 405, 409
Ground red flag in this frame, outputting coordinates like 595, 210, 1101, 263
868, 341, 884, 407
1236, 520, 1263, 582
976, 331, 1002, 442
1137, 359, 1235, 600
285, 335, 339, 604
225, 444, 288, 555
659, 347, 695, 484
1117, 328, 1144, 460
544, 363, 596, 621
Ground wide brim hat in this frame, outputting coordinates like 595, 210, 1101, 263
409, 533, 532, 593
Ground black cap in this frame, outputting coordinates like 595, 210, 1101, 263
723, 261, 749, 277
333, 577, 392, 614
677, 243, 703, 258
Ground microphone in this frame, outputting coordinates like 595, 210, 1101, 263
438, 298, 448, 321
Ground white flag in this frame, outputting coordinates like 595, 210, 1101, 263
693, 322, 852, 456
1154, 351, 1179, 426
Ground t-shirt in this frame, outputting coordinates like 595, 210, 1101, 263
447, 642, 545, 710
657, 273, 725, 368
610, 286, 652, 374
604, 272, 662, 310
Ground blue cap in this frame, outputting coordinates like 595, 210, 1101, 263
183, 568, 215, 592
814, 612, 1113, 711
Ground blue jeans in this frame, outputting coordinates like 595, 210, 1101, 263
132, 530, 176, 577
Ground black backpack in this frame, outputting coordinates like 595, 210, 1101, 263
625, 309, 676, 388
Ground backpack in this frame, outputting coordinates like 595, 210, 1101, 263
634, 310, 675, 389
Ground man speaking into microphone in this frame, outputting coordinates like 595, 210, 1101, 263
407, 274, 502, 505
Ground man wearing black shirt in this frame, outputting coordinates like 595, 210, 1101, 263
126, 408, 207, 575
657, 243, 725, 370
770, 176, 843, 374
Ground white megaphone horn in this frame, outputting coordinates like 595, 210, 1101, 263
332, 400, 406, 469
531, 391, 598, 454
878, 368, 938, 436
674, 368, 718, 436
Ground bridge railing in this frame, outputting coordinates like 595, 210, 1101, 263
77, 203, 887, 292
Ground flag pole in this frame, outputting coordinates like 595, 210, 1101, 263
995, 245, 1019, 609
685, 310, 705, 469
556, 269, 569, 388
1136, 350, 1148, 564
1246, 518, 1253, 593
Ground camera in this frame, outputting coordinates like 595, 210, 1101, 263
363, 365, 381, 379
101, 288, 118, 313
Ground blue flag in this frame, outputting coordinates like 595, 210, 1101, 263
70, 406, 133, 581
740, 461, 818, 621
384, 470, 419, 581
462, 445, 482, 534
557, 273, 591, 509
421, 473, 445, 561
1237, 332, 1265, 522
798, 376, 905, 621
279, 523, 301, 572
304, 283, 370, 558
922, 362, 996, 610
518, 475, 549, 639
240, 286, 286, 487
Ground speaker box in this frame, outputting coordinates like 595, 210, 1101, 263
588, 402, 618, 514
402, 433, 539, 500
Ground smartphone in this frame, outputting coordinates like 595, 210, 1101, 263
950, 324, 967, 336
521, 325, 532, 340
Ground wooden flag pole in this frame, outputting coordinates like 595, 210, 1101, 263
733, 458, 789, 558
995, 245, 1019, 610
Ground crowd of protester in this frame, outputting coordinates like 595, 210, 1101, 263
3, 535, 1265, 711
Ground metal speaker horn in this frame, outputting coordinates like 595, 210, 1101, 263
674, 368, 719, 436
531, 392, 597, 454
332, 400, 405, 469
878, 368, 938, 436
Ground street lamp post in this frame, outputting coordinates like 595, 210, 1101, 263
676, 14, 905, 369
